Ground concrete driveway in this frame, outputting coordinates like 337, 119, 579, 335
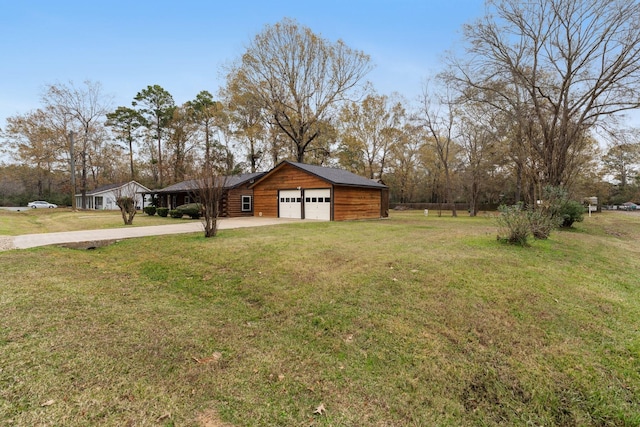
1, 217, 301, 250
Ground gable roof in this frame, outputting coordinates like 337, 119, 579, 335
252, 161, 388, 189
154, 172, 265, 194
82, 181, 151, 196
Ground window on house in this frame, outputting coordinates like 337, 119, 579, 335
242, 195, 252, 212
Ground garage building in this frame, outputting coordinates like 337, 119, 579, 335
251, 161, 389, 221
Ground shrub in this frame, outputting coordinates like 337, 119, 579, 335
558, 200, 586, 228
144, 206, 156, 216
496, 203, 531, 246
157, 207, 169, 217
169, 209, 183, 218
116, 196, 135, 213
176, 203, 203, 219
542, 186, 586, 228
528, 209, 561, 240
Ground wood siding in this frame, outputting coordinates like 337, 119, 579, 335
223, 187, 255, 217
333, 186, 384, 221
253, 164, 329, 218
160, 185, 254, 218
252, 163, 387, 221
380, 188, 390, 218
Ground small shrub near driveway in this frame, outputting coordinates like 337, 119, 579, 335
176, 203, 202, 219
144, 206, 156, 216
169, 209, 183, 218
156, 207, 169, 217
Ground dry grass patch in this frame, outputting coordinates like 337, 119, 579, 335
0, 208, 175, 235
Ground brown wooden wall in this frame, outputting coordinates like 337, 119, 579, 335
333, 186, 384, 221
160, 186, 255, 218
252, 164, 329, 218
252, 163, 389, 221
380, 188, 390, 218
224, 187, 255, 217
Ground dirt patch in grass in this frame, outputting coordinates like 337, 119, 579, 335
57, 240, 119, 250
196, 409, 236, 427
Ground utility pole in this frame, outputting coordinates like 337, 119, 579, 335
69, 131, 76, 211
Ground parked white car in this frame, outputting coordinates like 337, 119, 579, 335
28, 201, 57, 209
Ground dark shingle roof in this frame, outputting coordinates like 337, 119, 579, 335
284, 161, 387, 189
155, 172, 265, 193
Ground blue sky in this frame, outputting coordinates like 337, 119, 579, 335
0, 0, 486, 128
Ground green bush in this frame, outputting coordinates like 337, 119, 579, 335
176, 203, 202, 219
542, 186, 586, 228
496, 203, 531, 246
157, 207, 169, 217
143, 206, 156, 216
496, 187, 586, 246
558, 200, 586, 228
169, 209, 183, 218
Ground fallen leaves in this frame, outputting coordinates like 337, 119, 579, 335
313, 402, 326, 416
192, 352, 222, 364
156, 412, 171, 422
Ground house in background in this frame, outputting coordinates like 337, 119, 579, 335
250, 161, 389, 221
75, 181, 151, 210
152, 172, 265, 217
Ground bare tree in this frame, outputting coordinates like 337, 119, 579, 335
602, 129, 640, 189
4, 109, 68, 197
420, 80, 461, 216
338, 91, 405, 180
222, 85, 269, 173
43, 81, 112, 209
225, 18, 372, 163
451, 0, 640, 187
191, 165, 227, 238
113, 182, 139, 225
456, 97, 502, 216
387, 123, 424, 204
166, 105, 199, 183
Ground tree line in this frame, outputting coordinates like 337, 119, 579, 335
1, 1, 640, 210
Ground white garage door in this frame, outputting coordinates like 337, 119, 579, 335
304, 189, 331, 220
279, 190, 302, 219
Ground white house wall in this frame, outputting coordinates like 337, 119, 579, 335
75, 182, 151, 210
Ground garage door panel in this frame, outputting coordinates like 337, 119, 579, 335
279, 190, 301, 219
304, 189, 331, 220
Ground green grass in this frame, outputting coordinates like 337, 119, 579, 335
1, 211, 639, 426
0, 208, 186, 235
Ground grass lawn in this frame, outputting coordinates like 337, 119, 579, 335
1, 210, 639, 426
0, 208, 175, 236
